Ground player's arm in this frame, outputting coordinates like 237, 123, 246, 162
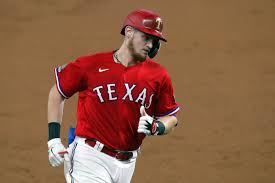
47, 84, 68, 167
47, 59, 86, 167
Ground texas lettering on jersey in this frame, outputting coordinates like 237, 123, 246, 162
54, 51, 179, 150
92, 83, 154, 109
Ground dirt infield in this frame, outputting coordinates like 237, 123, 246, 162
1, 0, 275, 182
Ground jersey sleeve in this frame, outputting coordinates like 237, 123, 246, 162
54, 58, 87, 98
154, 73, 180, 118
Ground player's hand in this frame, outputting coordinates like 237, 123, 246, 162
47, 138, 68, 167
138, 106, 165, 136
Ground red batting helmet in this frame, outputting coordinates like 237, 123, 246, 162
120, 9, 167, 42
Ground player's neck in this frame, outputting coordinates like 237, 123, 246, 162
115, 45, 140, 67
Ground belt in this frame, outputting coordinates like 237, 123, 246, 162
85, 139, 134, 161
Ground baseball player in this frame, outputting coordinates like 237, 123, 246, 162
47, 9, 180, 183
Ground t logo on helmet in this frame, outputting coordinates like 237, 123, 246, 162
142, 17, 163, 33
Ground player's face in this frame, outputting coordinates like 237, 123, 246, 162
129, 29, 157, 61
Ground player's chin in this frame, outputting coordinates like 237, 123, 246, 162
133, 50, 148, 61
138, 51, 148, 61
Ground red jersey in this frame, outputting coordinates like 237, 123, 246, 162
54, 51, 179, 151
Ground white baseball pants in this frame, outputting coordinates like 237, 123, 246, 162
64, 136, 138, 183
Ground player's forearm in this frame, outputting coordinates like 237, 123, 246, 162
158, 115, 178, 135
48, 84, 65, 123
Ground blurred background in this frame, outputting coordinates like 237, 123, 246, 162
0, 0, 275, 182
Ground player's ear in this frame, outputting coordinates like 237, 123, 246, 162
125, 26, 135, 39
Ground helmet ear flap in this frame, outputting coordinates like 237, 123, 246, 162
148, 40, 161, 59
